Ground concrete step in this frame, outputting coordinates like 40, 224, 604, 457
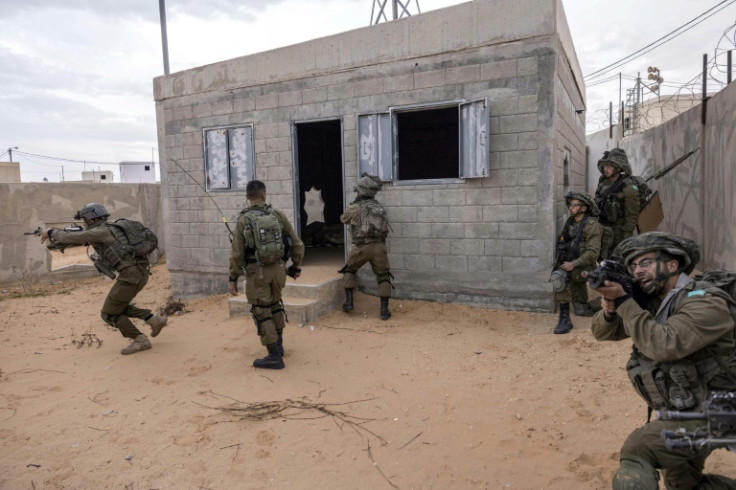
229, 276, 343, 325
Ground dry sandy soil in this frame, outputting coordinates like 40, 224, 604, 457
1, 262, 735, 490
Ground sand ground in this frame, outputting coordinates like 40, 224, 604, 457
1, 262, 734, 489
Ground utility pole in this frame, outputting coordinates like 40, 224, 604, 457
7, 146, 18, 162
370, 0, 421, 25
159, 0, 170, 75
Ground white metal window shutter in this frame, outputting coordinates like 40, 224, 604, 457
459, 98, 489, 178
228, 126, 254, 189
357, 113, 393, 182
205, 129, 229, 189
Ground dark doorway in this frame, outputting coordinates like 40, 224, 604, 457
294, 120, 344, 261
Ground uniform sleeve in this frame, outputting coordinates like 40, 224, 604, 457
615, 293, 735, 362
228, 216, 247, 280
51, 226, 114, 245
622, 184, 640, 234
576, 220, 601, 268
591, 310, 629, 341
276, 210, 304, 267
340, 203, 360, 225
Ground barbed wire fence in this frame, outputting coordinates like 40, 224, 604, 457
586, 21, 736, 134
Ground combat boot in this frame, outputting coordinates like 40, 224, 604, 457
380, 297, 391, 321
573, 302, 595, 317
146, 315, 168, 337
553, 303, 573, 334
343, 288, 354, 312
276, 330, 285, 357
253, 343, 285, 370
121, 334, 152, 355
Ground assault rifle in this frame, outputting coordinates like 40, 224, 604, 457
24, 225, 84, 253
658, 391, 736, 451
582, 257, 635, 296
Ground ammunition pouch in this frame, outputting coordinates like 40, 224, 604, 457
626, 352, 707, 412
92, 256, 117, 279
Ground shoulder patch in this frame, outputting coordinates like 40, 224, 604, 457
687, 290, 706, 297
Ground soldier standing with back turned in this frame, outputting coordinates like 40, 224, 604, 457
340, 174, 393, 321
229, 180, 304, 370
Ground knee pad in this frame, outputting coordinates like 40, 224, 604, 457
612, 457, 660, 490
101, 311, 120, 327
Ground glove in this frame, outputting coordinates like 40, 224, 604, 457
286, 264, 302, 279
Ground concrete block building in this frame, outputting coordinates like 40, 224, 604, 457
153, 0, 586, 311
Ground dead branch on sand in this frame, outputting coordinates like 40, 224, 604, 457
197, 395, 387, 445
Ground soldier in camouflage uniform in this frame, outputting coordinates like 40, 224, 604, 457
552, 192, 602, 334
591, 232, 736, 490
39, 203, 167, 355
594, 148, 640, 256
340, 174, 393, 321
229, 180, 304, 370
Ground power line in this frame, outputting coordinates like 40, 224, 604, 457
585, 0, 736, 81
14, 150, 120, 166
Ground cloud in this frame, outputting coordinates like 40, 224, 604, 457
0, 0, 287, 23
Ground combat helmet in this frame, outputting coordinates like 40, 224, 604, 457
565, 191, 600, 217
74, 202, 110, 221
597, 148, 631, 175
613, 232, 700, 274
354, 173, 383, 197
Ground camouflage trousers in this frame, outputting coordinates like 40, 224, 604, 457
616, 419, 736, 489
245, 262, 287, 346
554, 269, 589, 304
101, 265, 152, 339
343, 241, 392, 297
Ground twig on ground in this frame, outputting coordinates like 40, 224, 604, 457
5, 368, 65, 376
399, 432, 423, 450
366, 440, 399, 489
199, 395, 386, 444
87, 426, 110, 432
320, 325, 386, 334
219, 443, 243, 450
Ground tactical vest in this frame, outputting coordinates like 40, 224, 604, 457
240, 205, 285, 265
351, 198, 388, 245
626, 283, 736, 413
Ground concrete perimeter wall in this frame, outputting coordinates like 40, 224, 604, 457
586, 81, 736, 270
0, 183, 163, 285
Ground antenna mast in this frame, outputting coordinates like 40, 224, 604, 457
370, 0, 421, 25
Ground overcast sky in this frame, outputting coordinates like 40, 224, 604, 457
1, 0, 734, 182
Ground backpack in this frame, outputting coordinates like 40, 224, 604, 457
241, 206, 285, 265
106, 219, 159, 259
355, 198, 389, 242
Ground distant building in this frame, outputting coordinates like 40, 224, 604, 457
119, 161, 156, 183
81, 170, 114, 183
0, 162, 21, 183
623, 93, 715, 134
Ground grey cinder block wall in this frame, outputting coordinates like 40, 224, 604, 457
153, 0, 586, 312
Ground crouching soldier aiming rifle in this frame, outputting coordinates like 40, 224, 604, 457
550, 191, 602, 334
38, 203, 167, 355
590, 232, 736, 489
